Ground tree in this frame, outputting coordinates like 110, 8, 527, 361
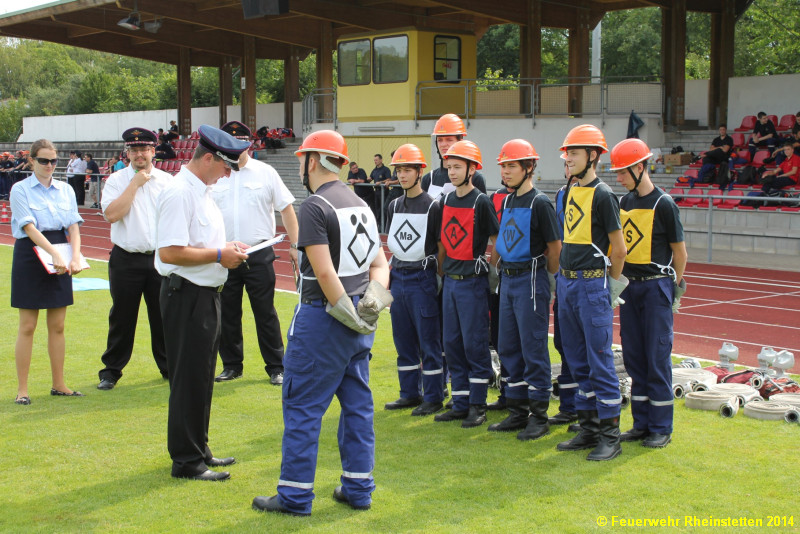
734, 0, 800, 76
0, 99, 27, 142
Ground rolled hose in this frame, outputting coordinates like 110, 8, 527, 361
684, 390, 738, 415
786, 408, 800, 424
742, 401, 795, 421
770, 393, 800, 409
672, 369, 717, 393
708, 383, 761, 406
672, 383, 685, 399
749, 375, 764, 389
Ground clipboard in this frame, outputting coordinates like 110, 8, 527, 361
245, 234, 286, 255
33, 243, 90, 274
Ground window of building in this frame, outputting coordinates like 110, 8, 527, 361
434, 36, 460, 81
373, 35, 408, 84
338, 39, 371, 86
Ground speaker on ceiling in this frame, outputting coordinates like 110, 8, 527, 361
241, 0, 289, 19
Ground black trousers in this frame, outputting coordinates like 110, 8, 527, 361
161, 276, 220, 476
218, 247, 284, 375
99, 247, 168, 382
68, 175, 85, 206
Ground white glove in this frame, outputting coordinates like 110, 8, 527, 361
356, 280, 394, 324
608, 274, 629, 309
436, 274, 443, 295
488, 265, 500, 294
327, 294, 377, 335
548, 270, 557, 300
673, 278, 687, 313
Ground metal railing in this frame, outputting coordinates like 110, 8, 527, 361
301, 88, 336, 132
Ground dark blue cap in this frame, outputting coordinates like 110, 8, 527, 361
197, 124, 251, 170
122, 127, 158, 146
220, 120, 252, 140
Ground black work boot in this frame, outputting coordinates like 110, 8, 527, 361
556, 410, 600, 451
487, 398, 529, 432
517, 400, 550, 441
587, 416, 622, 461
548, 411, 578, 425
461, 404, 487, 428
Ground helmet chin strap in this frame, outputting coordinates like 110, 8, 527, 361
454, 160, 472, 188
302, 152, 313, 194
510, 161, 535, 191
627, 164, 645, 197
402, 167, 422, 208
570, 147, 596, 181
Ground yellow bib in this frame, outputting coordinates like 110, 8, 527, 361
563, 186, 594, 245
620, 208, 655, 264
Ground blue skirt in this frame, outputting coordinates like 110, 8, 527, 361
11, 230, 74, 309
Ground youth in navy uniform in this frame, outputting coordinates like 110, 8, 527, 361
212, 120, 298, 385
383, 144, 444, 415
434, 140, 499, 428
252, 130, 390, 516
555, 124, 628, 461
489, 139, 561, 440
421, 114, 487, 199
97, 127, 172, 390
611, 139, 687, 449
155, 125, 251, 481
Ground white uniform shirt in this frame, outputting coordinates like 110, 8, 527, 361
101, 164, 174, 253
210, 156, 295, 245
155, 166, 228, 287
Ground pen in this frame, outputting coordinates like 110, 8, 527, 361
235, 244, 250, 270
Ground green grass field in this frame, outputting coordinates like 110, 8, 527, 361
1, 246, 798, 533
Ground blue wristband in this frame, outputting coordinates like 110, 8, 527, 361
216, 248, 222, 263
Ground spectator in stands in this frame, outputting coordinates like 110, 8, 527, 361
84, 153, 101, 209
347, 161, 373, 206
0, 152, 13, 200
760, 141, 800, 195
66, 151, 87, 206
155, 137, 177, 160
748, 111, 778, 158
698, 124, 734, 183
169, 120, 178, 133
10, 139, 85, 405
370, 154, 392, 228
114, 153, 127, 172
768, 111, 800, 165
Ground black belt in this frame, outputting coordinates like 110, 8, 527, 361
446, 273, 482, 280
560, 268, 605, 279
301, 297, 328, 306
116, 245, 154, 255
502, 267, 532, 276
167, 274, 224, 293
628, 274, 669, 281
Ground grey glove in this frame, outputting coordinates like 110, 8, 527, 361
548, 270, 557, 300
673, 278, 687, 313
356, 280, 394, 324
488, 265, 500, 294
436, 274, 443, 295
327, 294, 377, 335
608, 274, 629, 309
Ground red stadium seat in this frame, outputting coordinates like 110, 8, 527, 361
678, 188, 703, 208
731, 133, 745, 149
689, 152, 706, 168
777, 114, 795, 132
668, 187, 684, 202
719, 189, 743, 209
751, 150, 772, 167
683, 168, 699, 180
767, 115, 779, 128
735, 115, 757, 132
190, 131, 199, 139
697, 189, 724, 208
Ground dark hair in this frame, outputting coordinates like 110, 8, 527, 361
85, 153, 93, 159
783, 139, 794, 147
349, 162, 358, 167
757, 111, 766, 119
374, 154, 382, 159
796, 111, 800, 117
718, 124, 727, 129
29, 139, 57, 158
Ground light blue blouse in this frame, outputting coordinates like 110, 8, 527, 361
10, 175, 83, 239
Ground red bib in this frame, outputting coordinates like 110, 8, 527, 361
441, 205, 475, 261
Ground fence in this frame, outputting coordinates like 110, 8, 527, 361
301, 88, 336, 132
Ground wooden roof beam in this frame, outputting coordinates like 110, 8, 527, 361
427, 0, 526, 24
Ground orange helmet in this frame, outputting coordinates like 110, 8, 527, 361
497, 139, 539, 164
1, 152, 9, 158
444, 140, 482, 170
295, 130, 349, 164
391, 144, 427, 168
560, 124, 608, 154
609, 138, 653, 171
432, 113, 467, 137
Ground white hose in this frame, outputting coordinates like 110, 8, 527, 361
742, 401, 795, 421
673, 368, 717, 394
684, 391, 738, 415
749, 375, 764, 389
719, 401, 739, 418
770, 393, 800, 408
672, 383, 685, 399
708, 383, 761, 406
785, 408, 800, 424
693, 383, 709, 392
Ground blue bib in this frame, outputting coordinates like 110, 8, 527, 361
496, 207, 532, 262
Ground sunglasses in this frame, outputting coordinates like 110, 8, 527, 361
35, 157, 59, 166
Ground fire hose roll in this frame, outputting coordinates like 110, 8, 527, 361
672, 384, 685, 399
785, 408, 800, 424
718, 401, 739, 418
673, 369, 717, 393
709, 383, 761, 405
684, 391, 738, 415
742, 401, 795, 421
770, 393, 800, 409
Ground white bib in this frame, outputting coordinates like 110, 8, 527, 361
427, 182, 455, 201
331, 204, 379, 277
388, 211, 428, 262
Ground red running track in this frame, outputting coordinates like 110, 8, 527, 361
1, 210, 796, 368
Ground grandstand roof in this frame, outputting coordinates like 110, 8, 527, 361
0, 0, 752, 67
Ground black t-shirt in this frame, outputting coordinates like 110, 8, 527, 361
792, 122, 800, 139
370, 165, 392, 184
0, 160, 13, 174
85, 160, 100, 181
439, 188, 499, 276
157, 142, 176, 159
386, 192, 441, 270
347, 168, 372, 200
297, 180, 377, 300
496, 188, 560, 270
559, 178, 621, 271
753, 120, 777, 139
421, 167, 487, 196
711, 135, 734, 155
620, 187, 684, 278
